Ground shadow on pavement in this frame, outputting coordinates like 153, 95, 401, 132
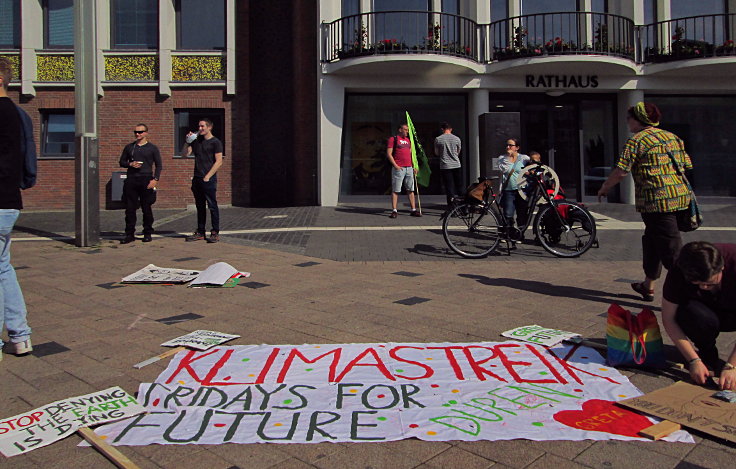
12, 225, 75, 245
458, 273, 654, 310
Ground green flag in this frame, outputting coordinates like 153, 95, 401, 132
406, 111, 431, 188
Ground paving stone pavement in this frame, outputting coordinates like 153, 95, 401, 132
3, 199, 736, 468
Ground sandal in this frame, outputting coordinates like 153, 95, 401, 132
631, 282, 654, 302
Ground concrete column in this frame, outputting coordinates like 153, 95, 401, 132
226, 0, 235, 95
158, 0, 175, 96
616, 90, 643, 205
474, 0, 491, 23
319, 76, 345, 206
96, 0, 109, 96
469, 88, 489, 182
20, 0, 42, 96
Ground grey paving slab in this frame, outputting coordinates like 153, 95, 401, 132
2, 200, 736, 468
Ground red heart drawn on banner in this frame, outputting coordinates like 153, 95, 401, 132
553, 399, 651, 437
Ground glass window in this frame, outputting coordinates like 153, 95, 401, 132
0, 0, 20, 48
442, 0, 458, 14
174, 109, 225, 157
45, 0, 74, 49
643, 0, 656, 24
591, 0, 606, 13
521, 0, 577, 15
340, 94, 466, 197
671, 0, 725, 19
491, 0, 508, 21
112, 0, 158, 49
42, 111, 75, 158
373, 1, 431, 50
342, 0, 359, 16
176, 0, 225, 50
648, 96, 736, 197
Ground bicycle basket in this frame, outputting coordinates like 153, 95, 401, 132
465, 178, 495, 204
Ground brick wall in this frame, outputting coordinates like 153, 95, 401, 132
15, 88, 235, 210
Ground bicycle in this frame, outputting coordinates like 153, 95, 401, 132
442, 164, 598, 258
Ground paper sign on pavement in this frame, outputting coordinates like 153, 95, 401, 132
121, 264, 199, 284
160, 330, 240, 351
501, 325, 582, 347
0, 386, 145, 457
188, 262, 248, 287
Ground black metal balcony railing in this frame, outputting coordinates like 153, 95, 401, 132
322, 11, 478, 62
322, 11, 736, 65
640, 14, 736, 62
484, 12, 635, 61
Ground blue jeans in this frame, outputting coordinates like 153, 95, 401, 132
191, 177, 219, 233
0, 209, 31, 348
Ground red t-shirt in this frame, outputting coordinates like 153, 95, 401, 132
663, 243, 736, 311
387, 135, 413, 167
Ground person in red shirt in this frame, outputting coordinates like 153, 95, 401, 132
386, 124, 420, 218
661, 242, 736, 390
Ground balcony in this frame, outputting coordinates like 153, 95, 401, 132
321, 11, 736, 67
640, 14, 736, 63
322, 11, 478, 63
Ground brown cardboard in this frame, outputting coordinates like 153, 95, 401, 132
618, 381, 736, 443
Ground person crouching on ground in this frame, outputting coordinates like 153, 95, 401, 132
661, 241, 736, 390
386, 124, 421, 218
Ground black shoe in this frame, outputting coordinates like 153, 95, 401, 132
120, 235, 135, 244
186, 232, 206, 242
631, 282, 654, 302
206, 231, 220, 243
142, 234, 153, 243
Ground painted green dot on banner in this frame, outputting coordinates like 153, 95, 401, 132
532, 422, 544, 427
283, 399, 293, 404
442, 404, 451, 407
241, 358, 250, 362
448, 400, 457, 405
305, 368, 313, 371
538, 371, 549, 375
395, 369, 404, 373
377, 417, 387, 421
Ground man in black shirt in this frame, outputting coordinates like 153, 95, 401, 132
183, 118, 223, 243
119, 124, 162, 244
0, 57, 34, 358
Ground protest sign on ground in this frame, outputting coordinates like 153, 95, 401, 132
121, 265, 199, 284
501, 325, 582, 347
0, 386, 145, 457
90, 342, 692, 446
161, 330, 241, 351
619, 381, 736, 443
188, 262, 249, 288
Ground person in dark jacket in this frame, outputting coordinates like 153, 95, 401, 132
119, 124, 162, 244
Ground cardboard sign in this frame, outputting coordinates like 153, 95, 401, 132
160, 330, 240, 351
502, 325, 581, 347
618, 381, 736, 443
90, 342, 693, 446
0, 386, 145, 457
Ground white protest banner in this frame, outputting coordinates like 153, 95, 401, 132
121, 264, 199, 284
501, 325, 582, 347
90, 342, 692, 446
161, 330, 241, 351
0, 386, 145, 457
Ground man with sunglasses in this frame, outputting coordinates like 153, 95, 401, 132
119, 124, 162, 244
661, 242, 736, 390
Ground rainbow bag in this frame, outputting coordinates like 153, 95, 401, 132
605, 303, 665, 368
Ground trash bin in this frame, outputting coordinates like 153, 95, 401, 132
111, 171, 127, 202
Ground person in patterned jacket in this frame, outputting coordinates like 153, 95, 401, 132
597, 101, 693, 302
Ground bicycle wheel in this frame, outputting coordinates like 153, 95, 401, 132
534, 202, 597, 258
443, 203, 501, 258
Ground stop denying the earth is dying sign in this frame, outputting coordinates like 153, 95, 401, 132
90, 342, 693, 445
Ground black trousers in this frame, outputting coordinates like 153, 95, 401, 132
676, 300, 736, 370
123, 176, 155, 235
640, 211, 682, 280
191, 177, 219, 233
441, 168, 463, 206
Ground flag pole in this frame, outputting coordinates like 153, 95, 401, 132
414, 171, 422, 215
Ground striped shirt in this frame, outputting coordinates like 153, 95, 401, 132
615, 127, 693, 213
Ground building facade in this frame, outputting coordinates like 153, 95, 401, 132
2, 1, 735, 210
320, 0, 736, 206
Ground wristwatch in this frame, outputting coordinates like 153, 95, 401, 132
723, 363, 736, 371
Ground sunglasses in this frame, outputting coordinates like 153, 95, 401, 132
133, 130, 146, 134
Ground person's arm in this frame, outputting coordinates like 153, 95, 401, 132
119, 144, 130, 168
721, 344, 736, 391
203, 153, 223, 182
386, 138, 400, 170
18, 107, 37, 189
596, 167, 628, 202
182, 133, 196, 157
661, 298, 710, 385
148, 147, 162, 189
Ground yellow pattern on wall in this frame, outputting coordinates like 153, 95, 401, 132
105, 56, 158, 81
37, 55, 75, 81
172, 56, 226, 81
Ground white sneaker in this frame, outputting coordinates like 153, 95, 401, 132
8, 339, 33, 355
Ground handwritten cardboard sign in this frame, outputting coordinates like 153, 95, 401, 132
502, 325, 581, 347
0, 386, 145, 457
160, 330, 240, 351
618, 381, 736, 443
90, 342, 692, 446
